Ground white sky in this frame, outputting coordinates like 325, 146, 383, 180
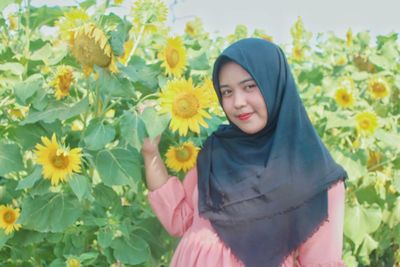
8, 0, 400, 44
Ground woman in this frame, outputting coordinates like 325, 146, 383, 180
142, 38, 347, 267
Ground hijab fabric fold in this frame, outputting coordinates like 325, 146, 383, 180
197, 38, 347, 267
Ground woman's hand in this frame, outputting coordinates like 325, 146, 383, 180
141, 135, 161, 156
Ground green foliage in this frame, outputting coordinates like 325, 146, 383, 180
0, 1, 399, 266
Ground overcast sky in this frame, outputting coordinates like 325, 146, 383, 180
18, 0, 400, 44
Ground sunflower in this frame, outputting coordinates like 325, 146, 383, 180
132, 0, 168, 25
291, 17, 305, 41
51, 66, 74, 100
335, 55, 347, 66
66, 258, 81, 267
35, 134, 82, 186
367, 150, 384, 171
70, 23, 118, 76
346, 28, 353, 47
8, 14, 18, 30
292, 44, 304, 61
368, 77, 390, 99
335, 88, 354, 108
165, 142, 200, 172
200, 78, 224, 116
159, 78, 211, 136
118, 40, 134, 65
159, 37, 187, 77
0, 205, 21, 235
355, 111, 378, 136
185, 17, 204, 37
55, 8, 90, 40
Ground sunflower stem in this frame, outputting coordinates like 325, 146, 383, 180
126, 23, 146, 64
23, 0, 31, 79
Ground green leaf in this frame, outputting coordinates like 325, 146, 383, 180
111, 236, 150, 265
97, 69, 135, 97
325, 112, 354, 130
10, 121, 62, 150
344, 203, 382, 247
0, 62, 24, 75
188, 53, 210, 70
141, 107, 170, 139
358, 234, 378, 265
0, 0, 14, 11
298, 68, 324, 85
108, 19, 130, 57
119, 57, 160, 93
119, 111, 148, 151
30, 43, 52, 61
375, 129, 400, 149
93, 184, 119, 209
84, 119, 116, 151
21, 6, 63, 30
0, 143, 24, 176
95, 148, 141, 187
332, 151, 367, 181
0, 230, 12, 249
16, 166, 42, 190
14, 74, 43, 105
68, 174, 91, 201
97, 228, 113, 248
19, 193, 83, 233
49, 258, 65, 267
79, 0, 96, 9
21, 97, 89, 125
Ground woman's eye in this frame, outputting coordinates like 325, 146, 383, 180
244, 84, 257, 90
221, 90, 232, 96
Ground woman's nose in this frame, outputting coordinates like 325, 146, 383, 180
233, 91, 246, 108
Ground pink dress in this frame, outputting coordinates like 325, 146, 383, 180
148, 167, 346, 267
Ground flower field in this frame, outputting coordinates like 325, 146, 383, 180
0, 0, 399, 266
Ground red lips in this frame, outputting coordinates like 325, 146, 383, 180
237, 113, 252, 121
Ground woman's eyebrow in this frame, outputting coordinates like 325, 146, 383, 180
219, 77, 254, 89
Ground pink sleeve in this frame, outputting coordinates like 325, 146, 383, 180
296, 181, 346, 267
147, 168, 197, 237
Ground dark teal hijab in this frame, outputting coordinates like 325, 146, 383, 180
197, 38, 347, 266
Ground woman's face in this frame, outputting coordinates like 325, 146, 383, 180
218, 61, 268, 134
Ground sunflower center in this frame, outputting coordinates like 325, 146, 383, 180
167, 49, 180, 68
172, 93, 199, 118
360, 119, 371, 129
372, 83, 385, 93
59, 72, 73, 93
175, 146, 191, 162
51, 153, 70, 169
341, 93, 350, 102
3, 210, 16, 224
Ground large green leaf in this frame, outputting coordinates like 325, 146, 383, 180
0, 143, 24, 176
324, 111, 354, 130
344, 203, 382, 247
84, 119, 116, 151
332, 151, 367, 181
95, 148, 141, 187
111, 235, 150, 265
119, 111, 148, 151
14, 74, 43, 105
0, 0, 14, 11
141, 107, 169, 139
19, 193, 83, 233
97, 69, 135, 97
0, 231, 12, 249
188, 53, 210, 70
68, 174, 92, 201
0, 62, 24, 75
20, 97, 89, 125
16, 166, 42, 190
